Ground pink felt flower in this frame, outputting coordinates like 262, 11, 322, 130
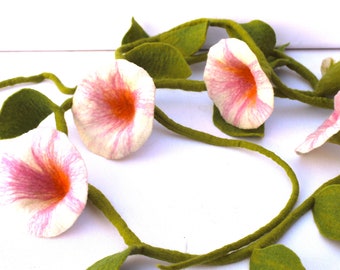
72, 59, 156, 159
296, 91, 340, 154
203, 38, 274, 129
0, 128, 88, 237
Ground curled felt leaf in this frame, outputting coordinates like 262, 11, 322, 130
250, 244, 305, 270
158, 20, 208, 56
87, 247, 134, 270
0, 89, 55, 139
315, 60, 340, 97
241, 20, 277, 57
123, 42, 192, 79
121, 17, 149, 45
313, 185, 340, 241
212, 105, 264, 137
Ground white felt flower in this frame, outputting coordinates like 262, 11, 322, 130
72, 59, 156, 159
0, 128, 88, 237
204, 38, 274, 129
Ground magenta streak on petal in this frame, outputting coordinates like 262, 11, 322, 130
1, 157, 63, 203
28, 194, 85, 236
28, 204, 53, 236
63, 189, 85, 213
0, 131, 73, 206
218, 51, 256, 124
31, 138, 85, 214
299, 111, 340, 152
233, 98, 269, 128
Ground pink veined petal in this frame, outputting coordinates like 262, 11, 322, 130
296, 91, 340, 154
72, 59, 156, 159
203, 38, 274, 129
0, 128, 88, 237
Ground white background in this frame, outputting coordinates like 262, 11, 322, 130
0, 1, 340, 270
0, 0, 340, 51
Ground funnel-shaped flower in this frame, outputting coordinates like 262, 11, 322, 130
296, 91, 340, 154
0, 128, 88, 237
203, 38, 274, 129
72, 59, 156, 159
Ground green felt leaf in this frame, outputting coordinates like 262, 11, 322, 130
121, 17, 149, 45
315, 61, 340, 97
0, 89, 54, 139
87, 248, 133, 270
124, 42, 192, 79
241, 20, 277, 57
213, 106, 264, 137
313, 185, 340, 241
159, 21, 208, 56
250, 244, 305, 270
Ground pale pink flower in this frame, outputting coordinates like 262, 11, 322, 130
203, 38, 274, 129
72, 59, 156, 159
0, 128, 88, 237
296, 91, 340, 154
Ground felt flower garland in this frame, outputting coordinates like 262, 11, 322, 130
0, 17, 340, 270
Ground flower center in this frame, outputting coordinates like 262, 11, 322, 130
108, 88, 136, 124
240, 67, 257, 103
49, 162, 71, 203
228, 63, 257, 104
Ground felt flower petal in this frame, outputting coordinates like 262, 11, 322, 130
0, 128, 88, 237
296, 91, 340, 154
72, 59, 156, 159
203, 38, 274, 129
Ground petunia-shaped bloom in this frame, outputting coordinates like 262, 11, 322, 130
296, 90, 340, 154
72, 59, 156, 159
203, 38, 274, 129
0, 128, 88, 237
